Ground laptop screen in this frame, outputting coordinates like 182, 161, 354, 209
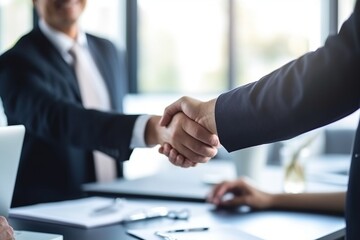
0, 125, 25, 217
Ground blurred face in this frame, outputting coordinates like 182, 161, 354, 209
33, 0, 86, 36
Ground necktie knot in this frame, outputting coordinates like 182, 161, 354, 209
69, 44, 82, 66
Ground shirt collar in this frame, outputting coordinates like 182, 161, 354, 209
38, 19, 88, 63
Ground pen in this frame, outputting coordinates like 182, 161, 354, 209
162, 227, 209, 233
155, 227, 209, 240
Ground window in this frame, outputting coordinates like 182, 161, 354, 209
0, 0, 32, 54
133, 0, 356, 94
80, 0, 126, 50
339, 0, 356, 27
233, 0, 321, 86
0, 0, 33, 126
137, 0, 228, 94
0, 0, 127, 126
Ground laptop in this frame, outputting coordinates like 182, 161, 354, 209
0, 125, 63, 240
84, 174, 211, 202
83, 160, 236, 202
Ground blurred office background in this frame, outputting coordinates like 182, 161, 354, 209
0, 0, 358, 178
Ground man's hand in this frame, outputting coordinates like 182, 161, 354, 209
160, 96, 218, 135
0, 216, 14, 240
158, 142, 197, 167
207, 178, 273, 209
158, 96, 219, 166
146, 113, 219, 167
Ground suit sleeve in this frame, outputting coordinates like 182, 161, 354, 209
0, 50, 138, 161
216, 5, 360, 152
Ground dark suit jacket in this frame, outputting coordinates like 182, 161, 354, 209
215, 1, 360, 239
0, 27, 139, 207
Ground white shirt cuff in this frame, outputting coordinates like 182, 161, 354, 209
130, 114, 152, 148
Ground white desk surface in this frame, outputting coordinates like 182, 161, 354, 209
83, 155, 348, 240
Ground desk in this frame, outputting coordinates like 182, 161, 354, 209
11, 157, 348, 240
9, 198, 345, 240
83, 160, 236, 202
83, 156, 349, 202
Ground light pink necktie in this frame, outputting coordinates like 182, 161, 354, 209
70, 44, 117, 182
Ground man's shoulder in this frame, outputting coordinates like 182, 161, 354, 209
86, 33, 115, 45
1, 28, 46, 57
85, 33, 118, 52
0, 28, 56, 69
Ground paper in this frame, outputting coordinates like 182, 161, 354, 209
14, 230, 63, 240
10, 197, 174, 228
127, 225, 263, 240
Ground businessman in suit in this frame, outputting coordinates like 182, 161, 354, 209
0, 0, 218, 207
160, 1, 360, 239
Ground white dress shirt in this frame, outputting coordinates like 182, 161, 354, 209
38, 19, 150, 149
39, 20, 151, 181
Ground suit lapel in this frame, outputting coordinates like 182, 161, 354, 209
33, 28, 82, 101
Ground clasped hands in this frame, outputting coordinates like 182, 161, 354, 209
155, 96, 218, 168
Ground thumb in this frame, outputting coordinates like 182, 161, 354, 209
159, 99, 184, 127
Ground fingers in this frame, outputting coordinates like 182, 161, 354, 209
165, 113, 218, 163
207, 179, 250, 206
158, 143, 171, 156
160, 96, 204, 128
160, 97, 186, 127
0, 216, 14, 240
169, 149, 194, 168
0, 216, 6, 226
159, 143, 197, 168
216, 197, 249, 208
207, 178, 272, 209
207, 181, 233, 205
148, 114, 216, 163
159, 108, 219, 166
160, 96, 218, 148
179, 116, 219, 157
181, 114, 219, 147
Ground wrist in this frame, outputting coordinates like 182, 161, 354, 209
145, 115, 162, 146
199, 98, 217, 134
265, 193, 278, 209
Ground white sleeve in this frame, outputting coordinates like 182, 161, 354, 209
130, 114, 152, 148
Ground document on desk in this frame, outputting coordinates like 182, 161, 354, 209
9, 196, 170, 228
14, 230, 63, 240
127, 225, 262, 240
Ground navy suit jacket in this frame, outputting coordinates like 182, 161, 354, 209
0, 27, 139, 207
215, 1, 360, 239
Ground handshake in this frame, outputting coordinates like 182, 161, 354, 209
151, 96, 219, 168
